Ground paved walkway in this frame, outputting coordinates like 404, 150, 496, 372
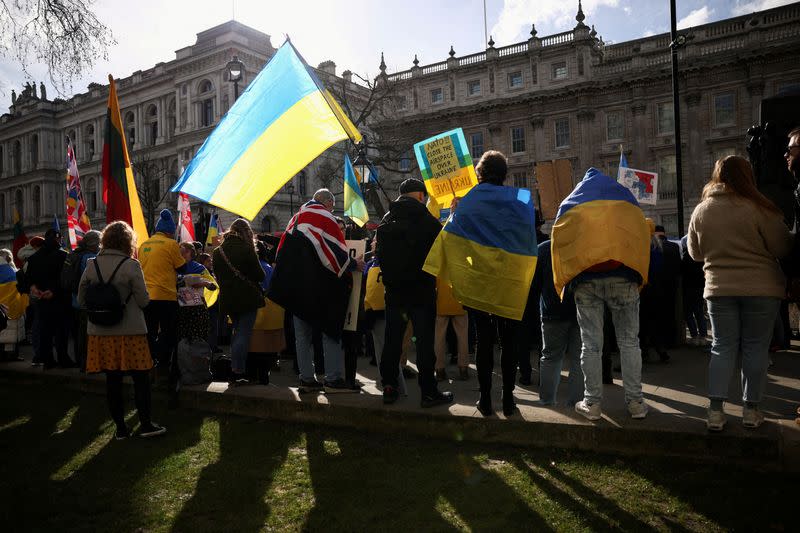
3, 341, 800, 469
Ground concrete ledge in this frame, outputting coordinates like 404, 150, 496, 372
1, 359, 793, 471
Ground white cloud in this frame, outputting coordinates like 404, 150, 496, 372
491, 0, 620, 45
677, 6, 713, 29
732, 0, 796, 16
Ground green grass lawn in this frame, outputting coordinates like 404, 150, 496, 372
0, 381, 792, 532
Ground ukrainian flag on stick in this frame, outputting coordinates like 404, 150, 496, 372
343, 155, 369, 227
102, 75, 149, 241
551, 168, 650, 299
423, 183, 538, 321
172, 41, 362, 220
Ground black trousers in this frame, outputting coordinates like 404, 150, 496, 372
342, 330, 362, 385
105, 370, 152, 430
37, 299, 71, 365
380, 295, 437, 395
473, 310, 520, 398
72, 309, 89, 371
144, 300, 179, 366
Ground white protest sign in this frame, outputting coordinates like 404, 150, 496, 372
618, 167, 658, 205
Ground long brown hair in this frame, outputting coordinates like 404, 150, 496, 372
224, 218, 256, 251
702, 155, 781, 214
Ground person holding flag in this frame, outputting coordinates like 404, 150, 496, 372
206, 212, 221, 248
344, 155, 369, 227
65, 138, 92, 250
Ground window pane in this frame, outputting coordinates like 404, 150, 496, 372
399, 151, 411, 171
511, 127, 525, 153
657, 103, 674, 134
607, 111, 624, 141
659, 155, 677, 199
513, 172, 527, 188
508, 71, 523, 88
430, 88, 443, 104
552, 62, 567, 80
470, 132, 484, 159
714, 94, 735, 126
660, 214, 678, 236
555, 118, 570, 148
467, 80, 481, 96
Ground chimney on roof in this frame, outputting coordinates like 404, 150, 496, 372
318, 60, 336, 76
342, 70, 352, 83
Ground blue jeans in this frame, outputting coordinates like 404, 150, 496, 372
574, 277, 643, 404
707, 296, 779, 404
294, 316, 343, 383
230, 309, 257, 374
539, 319, 584, 406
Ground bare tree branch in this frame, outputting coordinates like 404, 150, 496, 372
0, 0, 115, 95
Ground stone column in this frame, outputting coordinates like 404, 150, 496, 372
175, 88, 181, 135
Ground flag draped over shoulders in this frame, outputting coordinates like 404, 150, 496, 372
423, 182, 538, 321
551, 167, 650, 298
279, 201, 351, 276
0, 263, 28, 319
171, 41, 362, 221
102, 74, 148, 241
269, 201, 350, 339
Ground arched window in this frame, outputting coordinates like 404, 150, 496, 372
31, 134, 39, 168
84, 124, 95, 160
167, 98, 176, 137
201, 99, 214, 127
13, 140, 21, 175
261, 215, 272, 233
85, 178, 97, 214
32, 186, 41, 221
14, 189, 23, 218
198, 80, 213, 94
146, 104, 158, 146
124, 111, 136, 147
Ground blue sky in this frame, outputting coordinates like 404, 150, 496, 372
0, 0, 796, 98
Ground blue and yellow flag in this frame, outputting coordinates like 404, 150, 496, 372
172, 41, 362, 220
551, 167, 650, 298
206, 212, 219, 246
0, 262, 27, 320
343, 155, 369, 227
423, 183, 538, 321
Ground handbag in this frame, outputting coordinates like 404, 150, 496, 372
218, 243, 265, 296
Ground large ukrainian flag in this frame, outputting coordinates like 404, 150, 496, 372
0, 263, 27, 320
172, 41, 362, 220
551, 167, 650, 299
423, 183, 538, 321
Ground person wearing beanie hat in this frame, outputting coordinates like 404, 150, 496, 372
138, 212, 187, 390
375, 177, 454, 408
62, 229, 103, 370
154, 209, 177, 235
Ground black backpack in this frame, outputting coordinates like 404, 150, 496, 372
85, 257, 130, 326
60, 250, 86, 294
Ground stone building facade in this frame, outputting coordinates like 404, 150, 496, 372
0, 21, 367, 247
374, 2, 800, 235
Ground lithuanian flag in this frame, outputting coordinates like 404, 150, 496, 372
102, 74, 148, 240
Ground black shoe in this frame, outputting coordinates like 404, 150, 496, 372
476, 397, 493, 416
519, 374, 532, 386
602, 375, 614, 385
139, 423, 166, 438
298, 379, 323, 393
114, 427, 131, 440
383, 385, 399, 404
324, 379, 360, 394
421, 390, 454, 408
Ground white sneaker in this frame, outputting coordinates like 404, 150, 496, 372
627, 399, 649, 419
575, 400, 601, 421
742, 406, 764, 429
706, 409, 726, 431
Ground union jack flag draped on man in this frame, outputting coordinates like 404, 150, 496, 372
279, 201, 351, 276
65, 139, 92, 250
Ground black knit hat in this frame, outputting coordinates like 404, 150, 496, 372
399, 178, 426, 194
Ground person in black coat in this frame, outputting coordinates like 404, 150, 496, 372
24, 229, 72, 368
376, 178, 453, 408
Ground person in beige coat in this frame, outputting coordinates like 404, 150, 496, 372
78, 221, 166, 440
688, 155, 792, 432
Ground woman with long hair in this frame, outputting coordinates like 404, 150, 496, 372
212, 218, 265, 384
688, 155, 792, 431
78, 221, 165, 439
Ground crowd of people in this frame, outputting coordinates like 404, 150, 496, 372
1, 127, 799, 437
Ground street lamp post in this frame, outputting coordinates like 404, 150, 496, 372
669, 0, 687, 236
226, 55, 245, 100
